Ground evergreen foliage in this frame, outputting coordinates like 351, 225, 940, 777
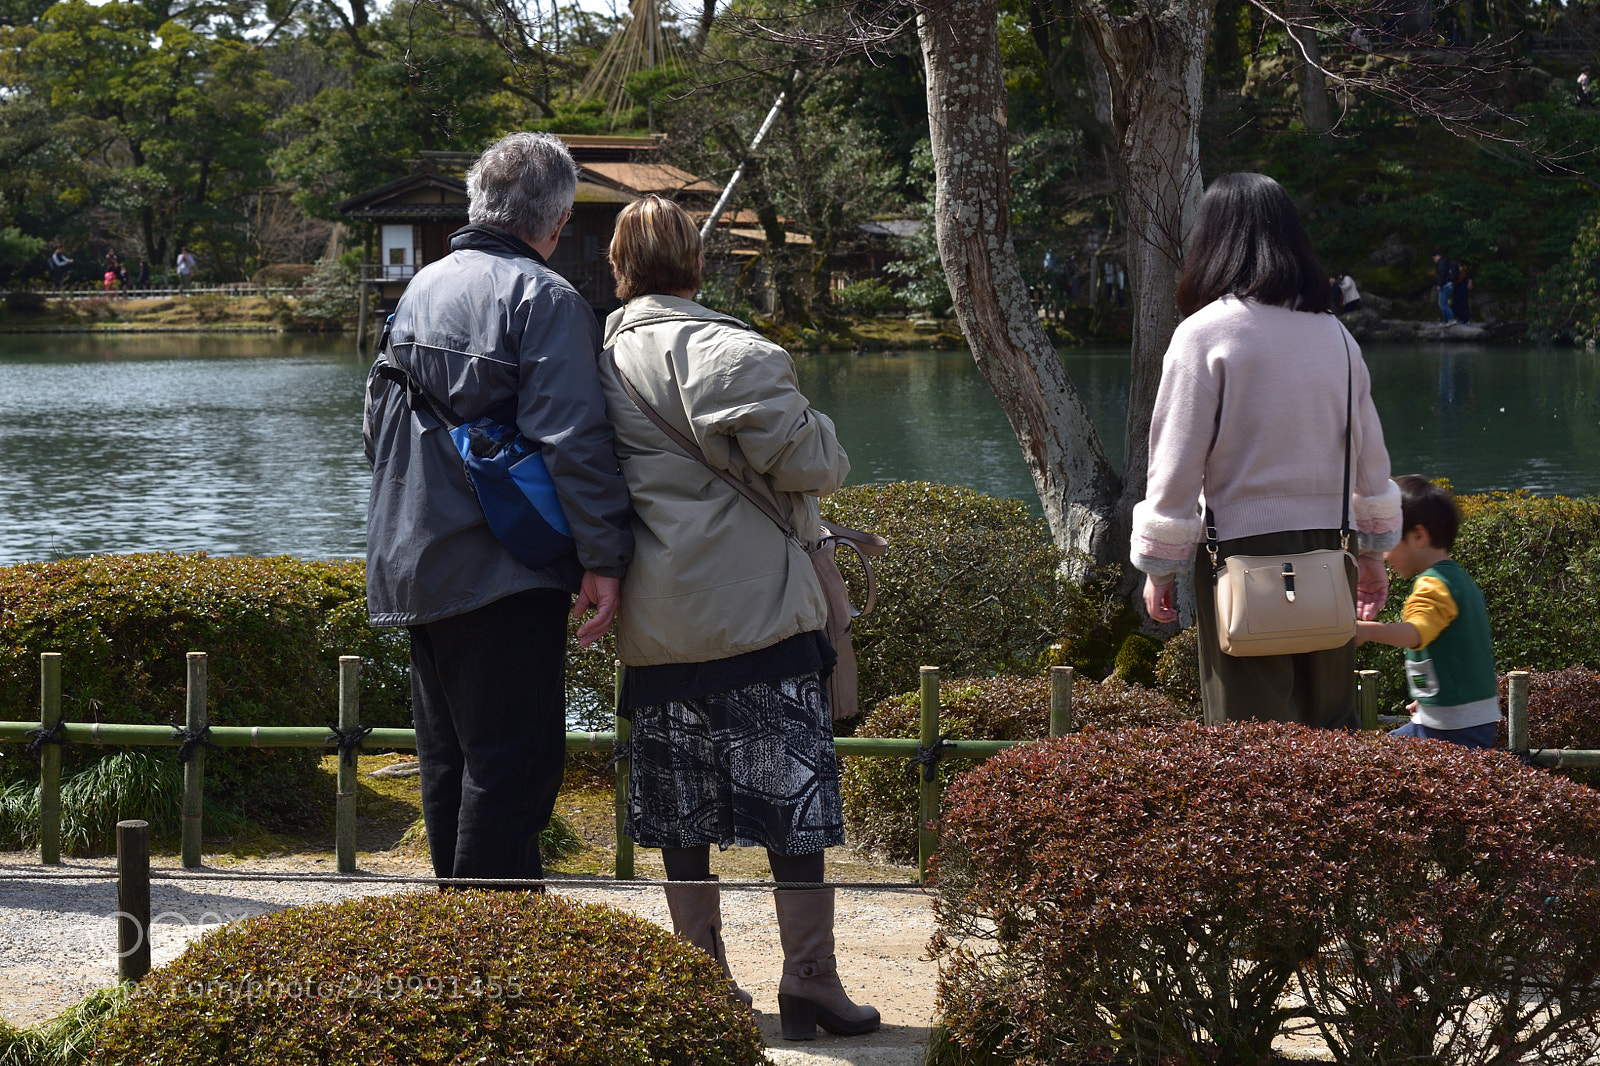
0, 554, 409, 832
90, 892, 765, 1065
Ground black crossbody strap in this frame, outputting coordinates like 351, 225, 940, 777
373, 318, 466, 432
1205, 312, 1354, 568
1338, 318, 1353, 540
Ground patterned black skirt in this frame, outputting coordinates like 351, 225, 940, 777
624, 672, 845, 855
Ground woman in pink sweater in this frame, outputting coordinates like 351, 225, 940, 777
1132, 173, 1402, 727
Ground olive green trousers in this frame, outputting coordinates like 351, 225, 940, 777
1192, 529, 1357, 730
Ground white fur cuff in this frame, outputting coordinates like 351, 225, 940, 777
1352, 479, 1403, 533
1131, 500, 1202, 568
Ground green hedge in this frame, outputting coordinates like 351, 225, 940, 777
820, 482, 1136, 712
90, 891, 764, 1065
0, 554, 409, 834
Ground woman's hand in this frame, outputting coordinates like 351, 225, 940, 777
1356, 554, 1389, 621
1144, 575, 1178, 623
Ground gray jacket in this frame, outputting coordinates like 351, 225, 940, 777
364, 225, 634, 627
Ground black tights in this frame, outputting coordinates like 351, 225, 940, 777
662, 845, 824, 886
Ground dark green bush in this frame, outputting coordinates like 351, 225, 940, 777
933, 722, 1600, 1064
820, 482, 1119, 711
1111, 633, 1160, 687
1358, 492, 1600, 709
1152, 625, 1201, 711
833, 278, 904, 315
0, 554, 409, 833
90, 891, 764, 1066
841, 674, 1192, 863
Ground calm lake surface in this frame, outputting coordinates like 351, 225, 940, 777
2, 333, 1597, 564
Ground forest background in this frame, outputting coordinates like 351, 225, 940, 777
7, 0, 1600, 339
8, 0, 1600, 576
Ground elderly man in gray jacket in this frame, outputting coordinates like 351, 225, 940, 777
364, 132, 633, 885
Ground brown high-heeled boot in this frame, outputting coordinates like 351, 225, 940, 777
773, 887, 881, 1039
664, 876, 753, 1007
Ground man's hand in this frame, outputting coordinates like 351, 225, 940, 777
1356, 554, 1390, 621
573, 572, 621, 647
1143, 575, 1178, 623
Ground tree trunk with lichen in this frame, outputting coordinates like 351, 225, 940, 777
917, 0, 1121, 571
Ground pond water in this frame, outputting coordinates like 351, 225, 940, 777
1, 333, 1597, 564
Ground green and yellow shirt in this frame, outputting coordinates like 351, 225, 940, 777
1403, 559, 1500, 729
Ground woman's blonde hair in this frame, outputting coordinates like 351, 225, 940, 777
609, 195, 702, 301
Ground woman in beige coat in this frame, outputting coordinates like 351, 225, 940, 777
599, 195, 877, 1040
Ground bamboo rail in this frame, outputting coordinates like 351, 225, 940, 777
2, 652, 1037, 880
8, 656, 1595, 882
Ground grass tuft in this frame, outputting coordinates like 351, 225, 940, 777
0, 986, 130, 1066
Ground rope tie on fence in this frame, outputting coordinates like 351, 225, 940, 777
326, 722, 374, 768
23, 718, 68, 762
171, 725, 215, 764
1514, 747, 1551, 769
909, 734, 953, 782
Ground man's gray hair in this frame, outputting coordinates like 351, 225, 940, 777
466, 132, 580, 243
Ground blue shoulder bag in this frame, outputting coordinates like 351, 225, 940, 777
375, 323, 574, 571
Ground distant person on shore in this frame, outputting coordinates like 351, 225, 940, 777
1432, 250, 1456, 323
48, 246, 72, 287
175, 246, 195, 291
363, 131, 632, 893
1357, 475, 1501, 749
1337, 271, 1362, 312
1450, 264, 1472, 323
1579, 65, 1592, 105
136, 259, 150, 290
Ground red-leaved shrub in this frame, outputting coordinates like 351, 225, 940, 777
842, 675, 1193, 864
1498, 667, 1600, 786
932, 722, 1600, 1065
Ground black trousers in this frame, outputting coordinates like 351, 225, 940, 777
1193, 531, 1357, 730
407, 589, 569, 882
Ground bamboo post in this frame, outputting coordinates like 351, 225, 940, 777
1507, 670, 1530, 751
1357, 669, 1380, 731
181, 652, 207, 869
918, 666, 941, 883
39, 652, 64, 866
1049, 666, 1074, 737
116, 819, 151, 983
336, 656, 360, 874
613, 663, 633, 880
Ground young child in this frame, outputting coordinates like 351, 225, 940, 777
1355, 475, 1501, 749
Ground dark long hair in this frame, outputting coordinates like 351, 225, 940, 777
1175, 172, 1330, 316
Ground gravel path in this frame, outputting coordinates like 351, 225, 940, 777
0, 852, 938, 1064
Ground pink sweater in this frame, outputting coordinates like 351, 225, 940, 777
1131, 296, 1402, 578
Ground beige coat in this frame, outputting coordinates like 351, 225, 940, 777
599, 295, 850, 667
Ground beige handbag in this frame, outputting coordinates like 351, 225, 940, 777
1208, 318, 1357, 657
609, 353, 887, 719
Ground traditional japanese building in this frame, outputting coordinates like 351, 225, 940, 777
335, 135, 721, 344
